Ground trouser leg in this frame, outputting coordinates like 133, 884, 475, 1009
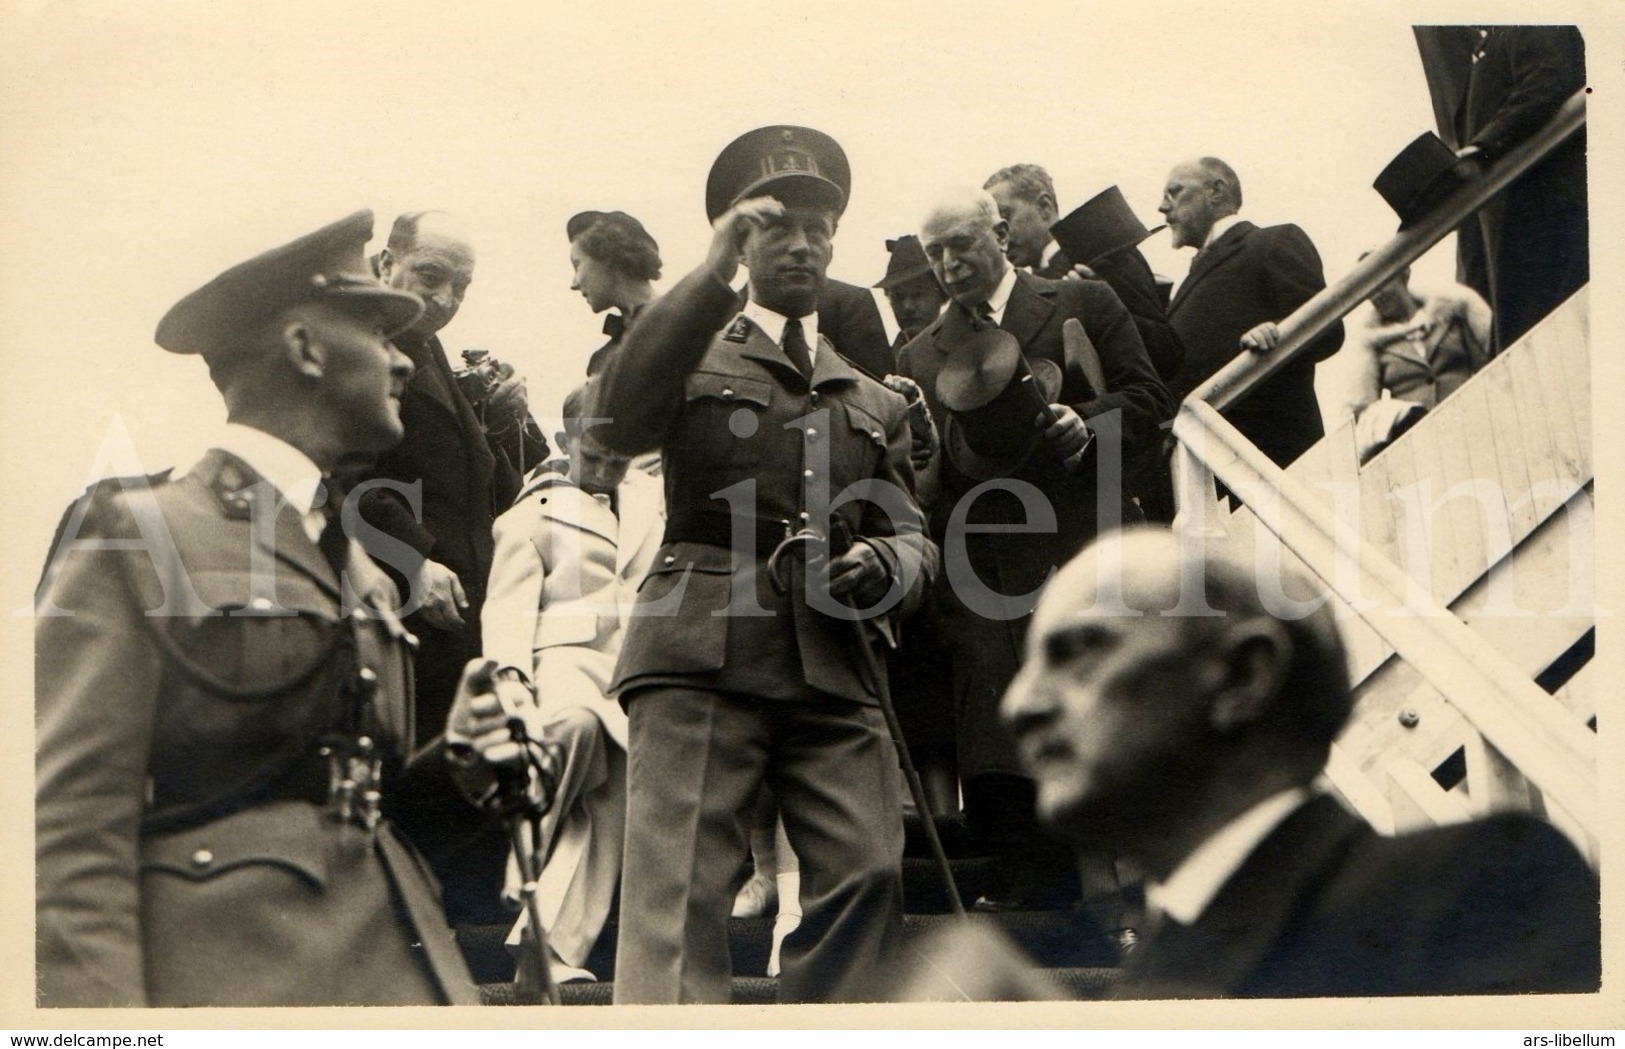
771, 700, 905, 1003
613, 688, 767, 1004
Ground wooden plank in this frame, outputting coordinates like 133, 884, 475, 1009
1322, 743, 1395, 835
1478, 352, 1538, 540
1423, 389, 1486, 599
1387, 758, 1473, 832
1525, 313, 1585, 488
1504, 339, 1566, 522
1357, 432, 1404, 575
1454, 378, 1517, 576
1550, 658, 1594, 724
1463, 733, 1534, 815
1556, 291, 1592, 474
1392, 409, 1460, 604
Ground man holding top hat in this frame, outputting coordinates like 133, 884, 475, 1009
896, 187, 1170, 921
34, 211, 482, 1006
588, 125, 938, 1004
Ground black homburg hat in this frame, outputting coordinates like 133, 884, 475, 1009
875, 234, 936, 290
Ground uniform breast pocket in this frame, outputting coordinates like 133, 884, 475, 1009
669, 372, 775, 472
165, 570, 345, 699
833, 401, 890, 485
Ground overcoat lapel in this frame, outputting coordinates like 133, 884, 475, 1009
1001, 273, 1058, 350
1169, 221, 1255, 314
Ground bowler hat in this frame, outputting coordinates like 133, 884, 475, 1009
1374, 132, 1461, 229
875, 235, 936, 290
1049, 185, 1164, 268
156, 210, 423, 357
934, 306, 1063, 480
705, 125, 850, 222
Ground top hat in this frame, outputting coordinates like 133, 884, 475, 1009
1374, 132, 1462, 229
875, 234, 936, 290
933, 305, 1064, 480
1049, 185, 1165, 268
705, 125, 850, 222
156, 210, 423, 358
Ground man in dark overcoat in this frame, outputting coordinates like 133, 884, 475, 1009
34, 211, 480, 1007
896, 187, 1170, 918
356, 210, 548, 922
1003, 526, 1600, 998
1158, 157, 1343, 469
589, 125, 938, 1004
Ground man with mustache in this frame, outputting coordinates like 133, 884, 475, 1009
356, 209, 549, 923
896, 187, 1170, 925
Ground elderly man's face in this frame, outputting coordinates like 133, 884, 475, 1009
986, 181, 1054, 270
884, 272, 948, 341
381, 223, 476, 337
1159, 164, 1222, 250
1001, 542, 1218, 844
743, 202, 835, 317
921, 202, 1009, 308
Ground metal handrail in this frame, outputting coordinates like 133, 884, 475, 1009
1190, 89, 1586, 417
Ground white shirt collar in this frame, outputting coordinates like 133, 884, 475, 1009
984, 264, 1020, 325
1145, 786, 1312, 927
1038, 238, 1064, 272
211, 424, 327, 538
1202, 213, 1244, 250
742, 300, 819, 366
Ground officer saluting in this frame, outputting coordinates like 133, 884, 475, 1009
590, 126, 939, 1004
35, 212, 480, 1007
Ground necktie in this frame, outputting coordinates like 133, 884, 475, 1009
969, 301, 997, 332
316, 477, 350, 578
782, 316, 814, 380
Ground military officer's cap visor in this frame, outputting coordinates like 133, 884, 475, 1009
155, 209, 425, 357
705, 125, 850, 223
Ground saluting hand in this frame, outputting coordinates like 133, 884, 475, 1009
705, 196, 785, 285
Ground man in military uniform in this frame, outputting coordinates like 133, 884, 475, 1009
35, 212, 480, 1007
589, 125, 938, 1004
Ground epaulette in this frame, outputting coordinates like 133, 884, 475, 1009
722, 316, 753, 343
38, 469, 175, 592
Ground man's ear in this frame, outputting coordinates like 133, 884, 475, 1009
992, 219, 1011, 251
282, 320, 324, 382
376, 247, 396, 282
1039, 193, 1058, 222
1208, 618, 1292, 733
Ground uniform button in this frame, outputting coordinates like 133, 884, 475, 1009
357, 666, 378, 686
249, 597, 274, 612
664, 554, 677, 566
810, 391, 820, 403
404, 631, 420, 651
806, 427, 819, 441
870, 430, 883, 443
798, 511, 810, 522
191, 849, 214, 868
803, 469, 814, 479
722, 388, 735, 400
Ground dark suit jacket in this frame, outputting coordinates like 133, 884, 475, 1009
1116, 795, 1600, 998
35, 452, 477, 1007
1458, 25, 1588, 351
592, 268, 938, 707
1167, 220, 1343, 469
1035, 246, 1183, 383
896, 272, 1170, 776
355, 330, 544, 740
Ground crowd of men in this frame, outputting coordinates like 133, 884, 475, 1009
34, 23, 1597, 1010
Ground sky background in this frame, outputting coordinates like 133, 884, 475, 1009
0, 0, 1615, 566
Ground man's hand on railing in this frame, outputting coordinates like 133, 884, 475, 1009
1239, 321, 1282, 354
1452, 144, 1488, 181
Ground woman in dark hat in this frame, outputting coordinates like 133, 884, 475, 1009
567, 210, 662, 377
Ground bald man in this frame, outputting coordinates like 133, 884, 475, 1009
356, 210, 548, 923
1002, 527, 1600, 998
1158, 158, 1342, 469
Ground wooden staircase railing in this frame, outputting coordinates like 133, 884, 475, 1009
1167, 90, 1594, 861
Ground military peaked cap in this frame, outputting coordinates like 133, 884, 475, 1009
155, 210, 424, 357
705, 125, 850, 222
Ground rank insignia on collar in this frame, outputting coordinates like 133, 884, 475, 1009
723, 316, 752, 343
